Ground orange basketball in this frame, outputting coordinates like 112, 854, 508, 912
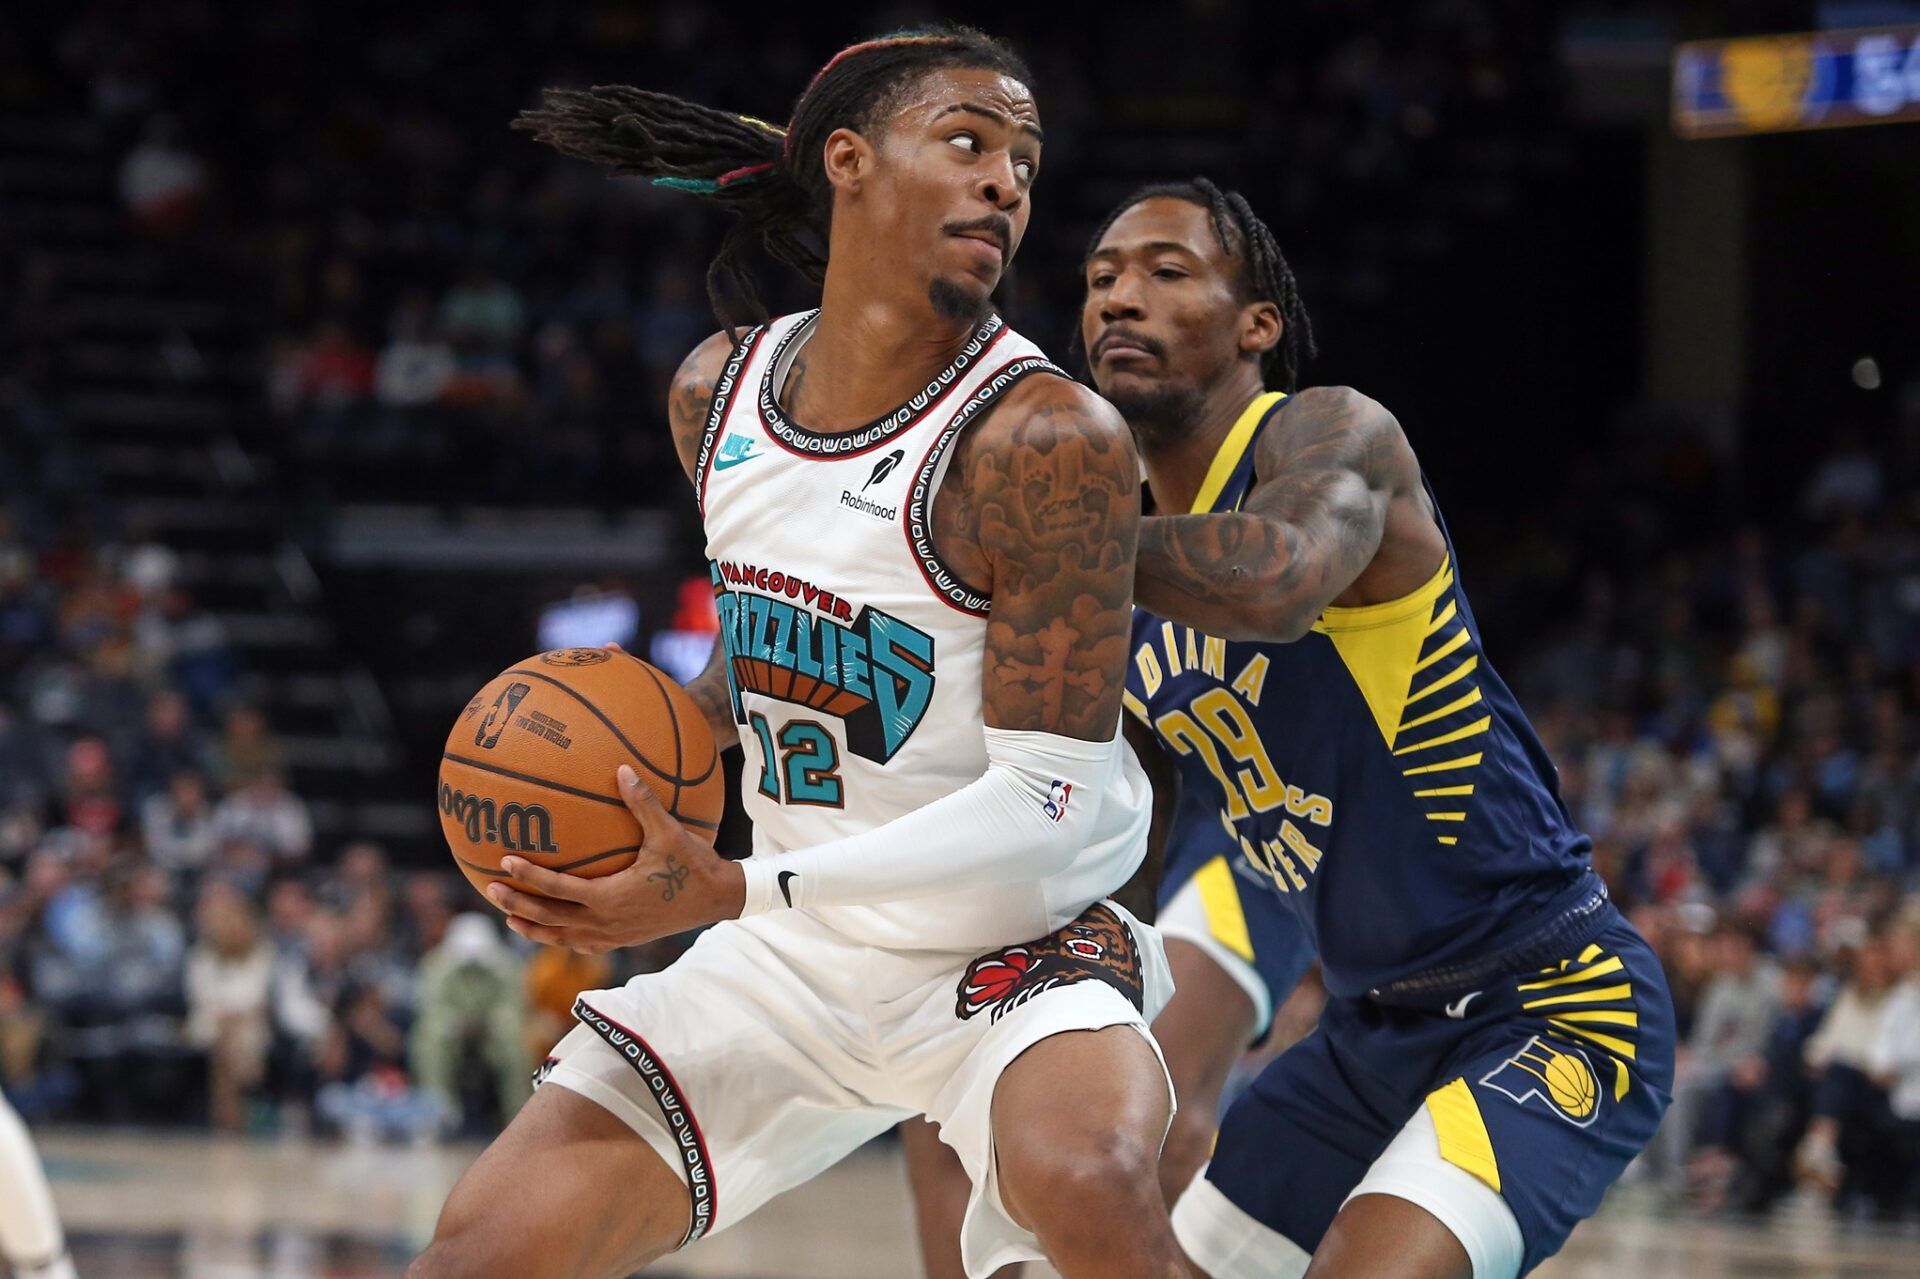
438, 647, 724, 903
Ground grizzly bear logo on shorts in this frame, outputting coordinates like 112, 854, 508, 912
955, 903, 1144, 1023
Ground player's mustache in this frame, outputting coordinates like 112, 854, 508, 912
942, 214, 1012, 257
1093, 326, 1165, 362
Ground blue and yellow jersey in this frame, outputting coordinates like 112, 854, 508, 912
1125, 392, 1596, 999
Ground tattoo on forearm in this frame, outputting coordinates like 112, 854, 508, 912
684, 639, 739, 742
1135, 386, 1398, 636
966, 384, 1140, 739
650, 855, 690, 901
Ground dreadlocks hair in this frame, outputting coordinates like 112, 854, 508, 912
514, 26, 1031, 334
1080, 177, 1318, 392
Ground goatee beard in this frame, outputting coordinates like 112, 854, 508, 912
1107, 380, 1205, 452
929, 277, 989, 325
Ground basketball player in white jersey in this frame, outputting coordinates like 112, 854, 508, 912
0, 1092, 76, 1279
407, 28, 1184, 1279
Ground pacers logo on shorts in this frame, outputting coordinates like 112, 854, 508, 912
1479, 1034, 1601, 1128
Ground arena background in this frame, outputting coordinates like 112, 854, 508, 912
3, 1, 1919, 1275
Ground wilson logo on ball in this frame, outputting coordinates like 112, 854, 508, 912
438, 783, 559, 853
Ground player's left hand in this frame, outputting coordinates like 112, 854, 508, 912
486, 763, 745, 953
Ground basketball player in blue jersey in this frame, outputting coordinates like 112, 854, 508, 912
1074, 178, 1676, 1279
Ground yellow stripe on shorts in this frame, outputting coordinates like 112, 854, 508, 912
1426, 1078, 1501, 1192
1193, 855, 1255, 962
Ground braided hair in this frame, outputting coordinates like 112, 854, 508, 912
1082, 177, 1318, 392
515, 26, 1030, 333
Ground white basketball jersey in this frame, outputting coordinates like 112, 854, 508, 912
695, 309, 1151, 952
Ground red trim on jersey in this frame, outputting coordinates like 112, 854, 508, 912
574, 998, 719, 1245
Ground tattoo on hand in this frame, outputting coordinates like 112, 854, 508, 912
650, 855, 691, 902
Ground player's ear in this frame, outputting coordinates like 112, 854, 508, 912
1239, 300, 1283, 359
821, 127, 871, 195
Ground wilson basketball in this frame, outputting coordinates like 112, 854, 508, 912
438, 647, 724, 902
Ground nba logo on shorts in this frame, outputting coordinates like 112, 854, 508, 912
1043, 780, 1072, 823
1480, 1034, 1601, 1128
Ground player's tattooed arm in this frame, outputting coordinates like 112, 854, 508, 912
683, 636, 741, 748
660, 330, 745, 746
666, 329, 738, 482
953, 376, 1141, 740
1135, 386, 1418, 642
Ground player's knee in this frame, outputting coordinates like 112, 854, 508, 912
1008, 1127, 1163, 1237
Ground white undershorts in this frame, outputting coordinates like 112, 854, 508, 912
542, 901, 1173, 1279
1156, 871, 1274, 1035
1173, 1106, 1524, 1279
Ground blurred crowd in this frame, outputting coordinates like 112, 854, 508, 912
0, 492, 677, 1139
6, 0, 1578, 511
1516, 415, 1920, 1219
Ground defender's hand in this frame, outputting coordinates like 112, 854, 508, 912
486, 764, 745, 953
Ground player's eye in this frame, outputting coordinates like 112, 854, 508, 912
1153, 267, 1188, 280
1014, 158, 1036, 182
947, 132, 980, 154
1089, 272, 1115, 289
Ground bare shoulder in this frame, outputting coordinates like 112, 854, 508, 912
1253, 384, 1419, 493
666, 329, 743, 482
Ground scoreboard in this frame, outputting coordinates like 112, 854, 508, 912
1674, 23, 1920, 137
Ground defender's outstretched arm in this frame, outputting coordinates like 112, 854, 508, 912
1135, 386, 1413, 642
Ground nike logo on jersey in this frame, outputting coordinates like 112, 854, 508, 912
1445, 990, 1483, 1019
714, 435, 762, 470
778, 870, 798, 907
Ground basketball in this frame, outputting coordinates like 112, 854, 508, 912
437, 647, 725, 902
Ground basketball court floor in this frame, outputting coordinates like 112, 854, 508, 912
32, 1128, 1920, 1278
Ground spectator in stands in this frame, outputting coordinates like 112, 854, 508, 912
1869, 912, 1920, 1211
210, 706, 280, 789
523, 943, 609, 1071
121, 690, 211, 803
155, 588, 234, 715
396, 871, 456, 959
316, 978, 440, 1143
209, 770, 312, 865
374, 293, 456, 411
57, 738, 119, 838
185, 883, 273, 1131
437, 263, 523, 406
267, 906, 349, 1123
1686, 923, 1784, 1207
1718, 956, 1830, 1212
141, 769, 216, 875
1798, 934, 1904, 1213
410, 913, 527, 1132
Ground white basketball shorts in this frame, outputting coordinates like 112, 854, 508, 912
539, 898, 1173, 1278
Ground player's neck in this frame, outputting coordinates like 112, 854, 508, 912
781, 268, 984, 432
1140, 371, 1269, 516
